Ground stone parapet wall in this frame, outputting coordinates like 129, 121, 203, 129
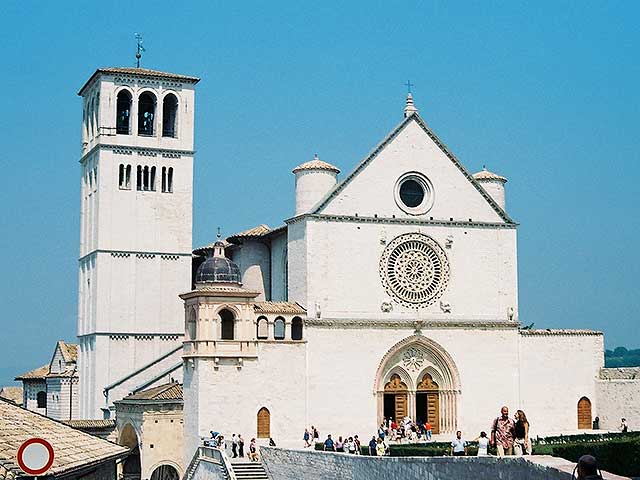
260, 447, 620, 480
599, 367, 640, 380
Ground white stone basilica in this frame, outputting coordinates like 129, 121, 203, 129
72, 67, 638, 464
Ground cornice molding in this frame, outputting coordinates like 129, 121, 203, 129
285, 213, 517, 229
80, 143, 195, 164
305, 319, 521, 329
78, 249, 191, 262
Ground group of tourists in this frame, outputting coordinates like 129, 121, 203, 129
377, 416, 433, 442
205, 431, 265, 462
449, 406, 531, 457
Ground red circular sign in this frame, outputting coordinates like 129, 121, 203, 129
17, 438, 54, 475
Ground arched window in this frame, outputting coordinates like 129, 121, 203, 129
150, 465, 179, 480
187, 308, 197, 341
143, 166, 150, 191
162, 167, 167, 192
168, 167, 174, 193
291, 316, 303, 340
274, 317, 285, 340
256, 316, 268, 339
116, 90, 132, 134
138, 92, 156, 136
257, 407, 270, 438
136, 165, 142, 191
219, 309, 235, 340
162, 93, 178, 138
125, 165, 131, 189
150, 166, 156, 191
36, 391, 46, 409
119, 164, 125, 188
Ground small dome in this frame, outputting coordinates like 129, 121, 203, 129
473, 168, 507, 183
292, 154, 340, 174
195, 241, 241, 284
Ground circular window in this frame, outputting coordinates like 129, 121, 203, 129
379, 233, 450, 308
394, 173, 434, 215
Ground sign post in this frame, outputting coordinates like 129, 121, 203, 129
17, 438, 54, 477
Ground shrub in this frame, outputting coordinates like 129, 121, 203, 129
550, 438, 640, 478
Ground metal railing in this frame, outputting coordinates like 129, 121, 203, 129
183, 445, 236, 480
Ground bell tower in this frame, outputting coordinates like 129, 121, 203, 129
76, 68, 199, 418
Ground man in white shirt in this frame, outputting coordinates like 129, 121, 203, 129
451, 431, 468, 456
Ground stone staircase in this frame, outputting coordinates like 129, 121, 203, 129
230, 461, 268, 480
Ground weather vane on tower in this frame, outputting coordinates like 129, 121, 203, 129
135, 33, 145, 68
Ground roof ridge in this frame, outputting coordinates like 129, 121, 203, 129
310, 113, 515, 224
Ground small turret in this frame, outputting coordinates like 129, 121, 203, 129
473, 167, 508, 211
292, 154, 340, 215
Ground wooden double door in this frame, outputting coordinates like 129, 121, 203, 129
383, 373, 440, 433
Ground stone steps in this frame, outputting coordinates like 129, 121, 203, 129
231, 461, 269, 480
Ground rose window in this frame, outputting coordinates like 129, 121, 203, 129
379, 233, 450, 308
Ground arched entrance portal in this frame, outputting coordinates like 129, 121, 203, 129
416, 373, 440, 433
119, 423, 141, 480
375, 335, 461, 434
150, 465, 180, 480
383, 374, 408, 422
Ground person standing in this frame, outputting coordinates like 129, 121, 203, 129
425, 422, 432, 441
514, 410, 531, 456
303, 428, 310, 448
354, 435, 361, 455
324, 434, 335, 452
474, 431, 489, 456
491, 406, 515, 456
620, 418, 628, 433
238, 434, 245, 458
368, 436, 377, 456
450, 431, 467, 456
312, 426, 320, 445
376, 437, 386, 456
248, 438, 259, 462
231, 434, 238, 458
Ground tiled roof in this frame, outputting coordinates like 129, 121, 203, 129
121, 383, 183, 401
0, 388, 22, 406
14, 365, 48, 381
79, 67, 199, 95
63, 420, 116, 429
193, 239, 231, 256
0, 399, 128, 478
292, 157, 340, 174
58, 341, 78, 363
473, 169, 507, 183
254, 302, 307, 315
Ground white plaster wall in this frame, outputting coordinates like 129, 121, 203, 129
304, 326, 522, 442
596, 375, 640, 431
270, 231, 288, 301
295, 170, 337, 215
300, 219, 518, 321
22, 381, 46, 415
477, 180, 506, 211
45, 377, 79, 421
319, 119, 505, 224
96, 150, 193, 254
184, 343, 306, 459
287, 222, 307, 307
235, 240, 270, 301
518, 333, 604, 435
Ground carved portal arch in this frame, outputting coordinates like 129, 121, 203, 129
374, 335, 461, 434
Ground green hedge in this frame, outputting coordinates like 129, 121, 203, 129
549, 438, 640, 478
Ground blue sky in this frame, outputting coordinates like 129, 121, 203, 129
0, 1, 638, 386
